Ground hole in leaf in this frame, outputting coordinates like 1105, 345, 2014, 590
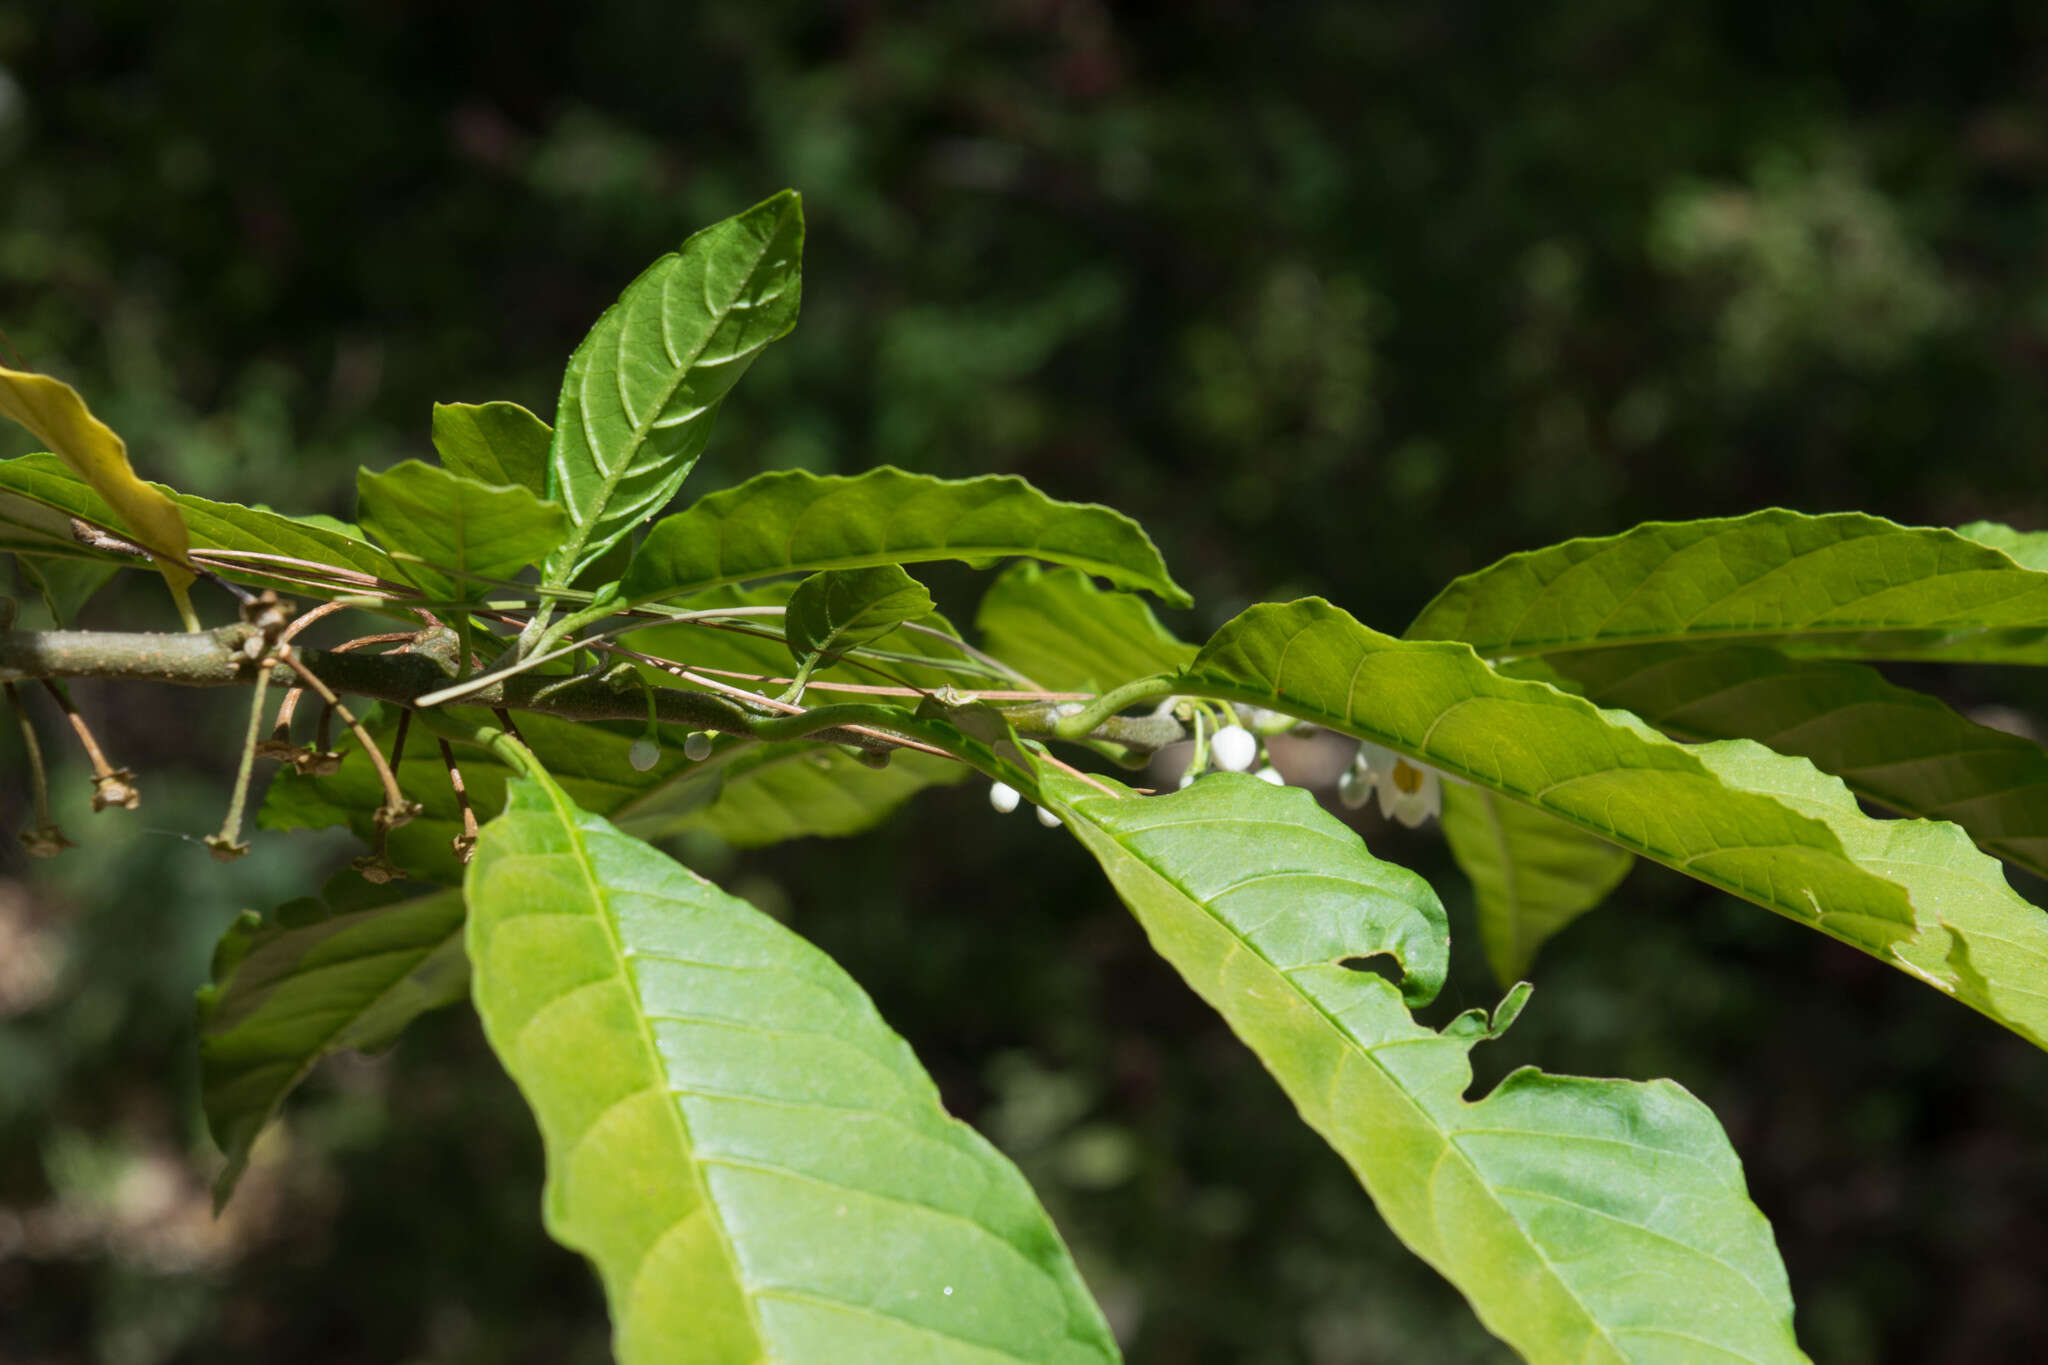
1337, 953, 1404, 987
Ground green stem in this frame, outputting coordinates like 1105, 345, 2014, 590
1053, 674, 1179, 740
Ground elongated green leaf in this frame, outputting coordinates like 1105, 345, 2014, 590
1439, 784, 1635, 984
546, 191, 804, 582
785, 564, 934, 667
198, 878, 467, 1205
432, 400, 551, 496
357, 460, 567, 597
975, 563, 1194, 691
1538, 644, 2048, 881
1408, 509, 2048, 664
1, 453, 410, 593
1184, 599, 2048, 1048
466, 767, 1118, 1364
1048, 771, 1805, 1365
620, 466, 1190, 608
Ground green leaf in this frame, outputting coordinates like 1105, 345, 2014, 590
785, 564, 934, 668
1183, 598, 2048, 1048
432, 400, 552, 496
198, 878, 467, 1206
16, 553, 120, 623
546, 190, 804, 583
465, 766, 1119, 1364
975, 563, 1194, 692
1957, 519, 2048, 571
1439, 784, 1635, 985
1047, 770, 1805, 1365
356, 459, 568, 598
1407, 508, 2048, 664
1, 452, 411, 595
620, 466, 1190, 609
1539, 643, 2048, 882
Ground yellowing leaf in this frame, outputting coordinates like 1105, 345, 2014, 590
0, 366, 196, 612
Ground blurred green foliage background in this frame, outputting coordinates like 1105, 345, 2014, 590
4, 2, 2048, 1361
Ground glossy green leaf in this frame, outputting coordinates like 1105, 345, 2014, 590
1048, 770, 1805, 1365
545, 190, 804, 582
785, 564, 934, 667
356, 459, 568, 597
1439, 784, 1635, 985
1184, 599, 2048, 1048
620, 466, 1190, 608
198, 878, 467, 1205
975, 563, 1194, 691
465, 766, 1118, 1364
1540, 643, 2048, 881
1, 452, 410, 594
432, 400, 551, 496
1408, 508, 2048, 664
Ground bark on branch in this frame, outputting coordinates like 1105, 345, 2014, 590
0, 627, 1188, 752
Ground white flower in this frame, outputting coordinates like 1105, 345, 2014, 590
1036, 805, 1063, 828
1210, 724, 1258, 772
1253, 766, 1285, 786
627, 737, 660, 772
683, 731, 713, 761
989, 781, 1021, 814
1347, 741, 1442, 828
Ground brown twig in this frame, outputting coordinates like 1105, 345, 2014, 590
37, 680, 139, 810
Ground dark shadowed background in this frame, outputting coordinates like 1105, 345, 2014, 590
4, 3, 2048, 1361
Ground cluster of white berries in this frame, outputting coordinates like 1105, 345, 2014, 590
1339, 741, 1442, 828
987, 781, 1062, 826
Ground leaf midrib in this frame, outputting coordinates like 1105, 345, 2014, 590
553, 220, 786, 581
530, 779, 768, 1354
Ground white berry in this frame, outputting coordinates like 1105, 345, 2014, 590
1210, 724, 1257, 772
989, 781, 1021, 814
683, 731, 713, 761
627, 737, 660, 771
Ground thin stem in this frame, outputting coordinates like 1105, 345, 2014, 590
277, 647, 410, 816
38, 679, 139, 810
1053, 674, 1179, 740
439, 738, 480, 864
207, 657, 273, 859
5, 682, 65, 849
